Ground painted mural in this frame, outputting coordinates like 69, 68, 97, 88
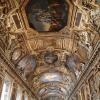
25, 0, 69, 32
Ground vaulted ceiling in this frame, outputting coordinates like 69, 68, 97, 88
0, 0, 100, 100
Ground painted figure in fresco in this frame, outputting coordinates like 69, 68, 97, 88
65, 54, 82, 78
26, 0, 68, 32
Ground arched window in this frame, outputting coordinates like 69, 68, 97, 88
1, 76, 12, 100
0, 77, 3, 99
24, 92, 28, 100
16, 86, 22, 100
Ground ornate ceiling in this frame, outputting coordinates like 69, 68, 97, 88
0, 0, 100, 100
25, 0, 69, 32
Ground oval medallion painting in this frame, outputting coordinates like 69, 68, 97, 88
25, 0, 69, 32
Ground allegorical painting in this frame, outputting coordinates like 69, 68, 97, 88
25, 0, 69, 32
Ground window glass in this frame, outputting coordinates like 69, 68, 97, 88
16, 86, 22, 100
24, 92, 28, 100
1, 80, 11, 100
0, 77, 3, 99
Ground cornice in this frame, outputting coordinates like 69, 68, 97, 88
68, 40, 100, 100
0, 47, 37, 99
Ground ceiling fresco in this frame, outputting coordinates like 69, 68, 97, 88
44, 51, 58, 64
39, 72, 63, 82
25, 0, 69, 32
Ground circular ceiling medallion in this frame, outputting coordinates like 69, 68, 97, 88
44, 52, 58, 64
25, 0, 69, 32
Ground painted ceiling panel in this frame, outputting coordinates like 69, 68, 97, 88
25, 0, 69, 32
39, 73, 62, 82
